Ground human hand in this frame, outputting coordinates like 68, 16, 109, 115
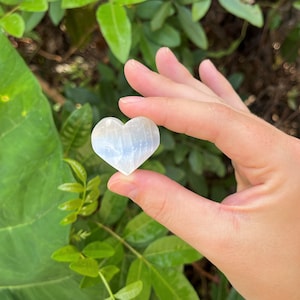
108, 47, 300, 299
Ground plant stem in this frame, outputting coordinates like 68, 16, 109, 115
96, 222, 142, 259
98, 270, 115, 300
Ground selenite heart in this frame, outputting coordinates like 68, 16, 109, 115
91, 117, 160, 175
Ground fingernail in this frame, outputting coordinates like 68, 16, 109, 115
119, 96, 144, 104
202, 59, 216, 69
108, 173, 138, 199
126, 59, 149, 71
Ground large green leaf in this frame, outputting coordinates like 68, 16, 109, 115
151, 267, 199, 299
123, 212, 168, 246
96, 2, 131, 63
0, 33, 100, 299
143, 235, 202, 267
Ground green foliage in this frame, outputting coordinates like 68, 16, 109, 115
0, 31, 101, 300
0, 0, 265, 63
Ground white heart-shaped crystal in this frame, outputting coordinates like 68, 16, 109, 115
91, 117, 160, 175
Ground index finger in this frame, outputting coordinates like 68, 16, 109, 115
119, 96, 286, 180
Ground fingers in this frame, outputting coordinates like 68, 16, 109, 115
155, 47, 215, 97
108, 170, 233, 258
199, 60, 249, 112
124, 57, 221, 104
119, 96, 284, 179
124, 47, 248, 111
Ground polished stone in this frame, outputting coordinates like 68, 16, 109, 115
91, 117, 160, 175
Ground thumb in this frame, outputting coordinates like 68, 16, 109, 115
108, 170, 235, 260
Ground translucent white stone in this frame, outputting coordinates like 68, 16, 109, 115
91, 117, 160, 175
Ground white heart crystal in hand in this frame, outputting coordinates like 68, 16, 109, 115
91, 117, 160, 175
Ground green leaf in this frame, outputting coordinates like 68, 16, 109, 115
114, 281, 143, 300
146, 23, 181, 47
150, 1, 174, 31
64, 158, 87, 184
218, 0, 263, 27
188, 149, 204, 175
0, 32, 100, 299
127, 259, 151, 300
70, 257, 99, 277
0, 13, 25, 37
96, 2, 131, 63
203, 151, 226, 177
151, 267, 199, 299
85, 189, 100, 203
60, 103, 93, 156
144, 235, 202, 267
51, 245, 81, 262
19, 0, 48, 11
114, 0, 146, 4
60, 211, 78, 225
82, 241, 115, 259
293, 0, 300, 10
62, 0, 98, 8
176, 4, 208, 49
22, 11, 45, 32
99, 190, 129, 225
192, 0, 211, 21
79, 201, 98, 216
58, 182, 85, 193
99, 265, 120, 283
58, 198, 82, 211
49, 0, 65, 25
87, 175, 101, 191
124, 212, 168, 246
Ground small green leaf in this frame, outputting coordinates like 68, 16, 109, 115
87, 175, 101, 191
203, 151, 226, 177
22, 11, 45, 32
79, 201, 98, 216
96, 2, 131, 63
150, 1, 174, 31
176, 4, 208, 49
60, 212, 78, 225
188, 149, 204, 175
99, 190, 129, 225
127, 259, 151, 300
82, 241, 115, 259
293, 0, 300, 10
58, 182, 85, 193
144, 235, 202, 267
124, 212, 168, 246
49, 0, 65, 25
113, 281, 143, 300
218, 0, 263, 27
64, 158, 87, 184
62, 0, 98, 9
0, 13, 25, 37
114, 0, 146, 4
60, 103, 93, 156
58, 198, 82, 211
85, 189, 100, 203
146, 23, 181, 47
51, 245, 81, 262
70, 257, 99, 277
192, 0, 211, 21
99, 265, 120, 283
19, 0, 48, 12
